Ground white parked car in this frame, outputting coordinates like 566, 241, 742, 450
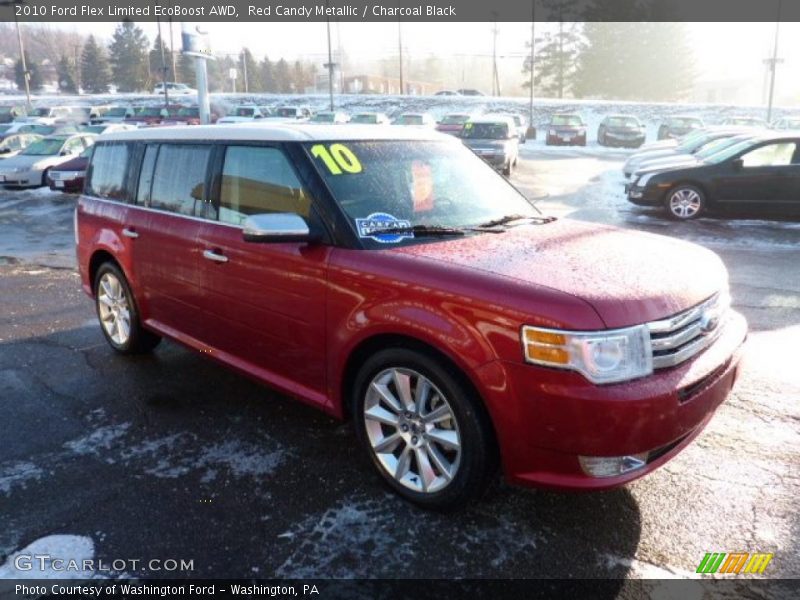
349, 112, 391, 125
153, 82, 197, 96
0, 133, 95, 187
217, 105, 271, 124
17, 106, 75, 126
0, 132, 43, 159
273, 106, 312, 120
309, 111, 349, 124
94, 105, 135, 123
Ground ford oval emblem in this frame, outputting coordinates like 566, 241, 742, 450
700, 312, 720, 334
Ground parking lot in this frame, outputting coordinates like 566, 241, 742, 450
1, 144, 799, 586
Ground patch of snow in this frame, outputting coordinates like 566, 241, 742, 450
63, 423, 131, 457
0, 535, 94, 579
0, 461, 44, 495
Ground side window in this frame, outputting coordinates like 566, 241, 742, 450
149, 144, 211, 217
62, 138, 83, 155
218, 145, 310, 226
86, 142, 131, 201
741, 142, 796, 168
136, 144, 159, 205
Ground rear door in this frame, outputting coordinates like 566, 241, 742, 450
125, 142, 214, 343
195, 144, 331, 400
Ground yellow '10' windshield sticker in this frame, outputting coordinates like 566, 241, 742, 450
310, 143, 363, 175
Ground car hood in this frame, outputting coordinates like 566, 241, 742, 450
0, 154, 53, 169
52, 156, 88, 171
463, 139, 507, 148
634, 155, 699, 176
605, 126, 643, 134
391, 219, 726, 328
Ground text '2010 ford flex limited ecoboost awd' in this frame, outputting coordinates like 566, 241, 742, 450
75, 124, 747, 509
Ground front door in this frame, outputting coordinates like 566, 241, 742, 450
195, 144, 330, 403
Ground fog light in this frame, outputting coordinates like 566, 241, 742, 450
578, 453, 648, 478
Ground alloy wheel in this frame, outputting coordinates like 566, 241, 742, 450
669, 188, 702, 219
97, 272, 131, 345
363, 367, 462, 494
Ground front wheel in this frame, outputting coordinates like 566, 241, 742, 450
666, 184, 705, 220
94, 262, 161, 354
352, 348, 496, 510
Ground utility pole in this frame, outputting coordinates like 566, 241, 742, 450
765, 0, 783, 123
157, 17, 170, 107
241, 49, 249, 93
324, 15, 335, 110
528, 1, 535, 135
167, 2, 177, 82
491, 15, 500, 97
5, 0, 32, 109
398, 21, 404, 95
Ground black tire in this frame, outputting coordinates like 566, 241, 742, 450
94, 262, 161, 354
503, 160, 512, 176
352, 347, 496, 510
665, 184, 706, 221
597, 130, 605, 146
41, 168, 50, 188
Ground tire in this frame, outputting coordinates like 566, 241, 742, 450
503, 160, 512, 176
41, 168, 50, 188
598, 130, 605, 146
352, 347, 496, 510
665, 184, 705, 220
94, 262, 161, 354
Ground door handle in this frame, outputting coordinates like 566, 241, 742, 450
122, 227, 139, 239
203, 249, 229, 263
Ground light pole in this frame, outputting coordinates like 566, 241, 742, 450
324, 15, 336, 110
157, 17, 170, 107
765, 0, 783, 123
2, 0, 32, 109
398, 21, 404, 95
528, 1, 535, 133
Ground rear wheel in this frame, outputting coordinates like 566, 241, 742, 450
503, 160, 513, 176
666, 184, 705, 220
41, 168, 50, 188
94, 262, 161, 354
352, 348, 496, 510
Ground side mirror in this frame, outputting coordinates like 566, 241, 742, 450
242, 213, 317, 244
731, 158, 744, 170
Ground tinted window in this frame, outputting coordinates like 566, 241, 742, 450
136, 145, 159, 205
87, 142, 131, 200
741, 142, 797, 167
461, 122, 509, 139
149, 144, 211, 216
219, 145, 309, 226
551, 115, 583, 126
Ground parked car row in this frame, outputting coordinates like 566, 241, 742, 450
624, 126, 800, 219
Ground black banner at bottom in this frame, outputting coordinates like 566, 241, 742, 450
1, 579, 798, 600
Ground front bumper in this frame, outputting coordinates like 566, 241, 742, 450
626, 183, 665, 206
0, 169, 39, 186
546, 131, 586, 145
472, 151, 509, 169
605, 132, 645, 147
474, 310, 747, 490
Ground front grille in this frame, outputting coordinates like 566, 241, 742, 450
648, 293, 729, 370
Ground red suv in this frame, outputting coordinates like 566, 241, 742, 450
76, 124, 747, 509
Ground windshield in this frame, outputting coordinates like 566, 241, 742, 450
20, 125, 54, 135
461, 122, 509, 140
106, 107, 128, 117
177, 107, 199, 117
0, 125, 10, 134
607, 117, 640, 128
440, 114, 470, 125
235, 107, 255, 117
677, 133, 729, 153
695, 136, 750, 160
138, 108, 163, 117
0, 108, 12, 116
22, 138, 65, 156
551, 115, 583, 127
395, 115, 424, 125
351, 114, 378, 124
311, 113, 336, 122
704, 139, 759, 165
33, 108, 52, 117
304, 140, 537, 247
276, 107, 298, 117
82, 125, 105, 134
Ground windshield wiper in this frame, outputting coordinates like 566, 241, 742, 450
367, 224, 466, 237
475, 214, 556, 229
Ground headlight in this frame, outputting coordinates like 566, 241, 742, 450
521, 325, 653, 384
638, 172, 657, 187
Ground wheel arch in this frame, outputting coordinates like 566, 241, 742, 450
339, 333, 499, 454
88, 249, 123, 295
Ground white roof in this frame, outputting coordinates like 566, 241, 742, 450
100, 123, 454, 143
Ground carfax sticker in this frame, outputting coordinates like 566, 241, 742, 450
355, 212, 413, 243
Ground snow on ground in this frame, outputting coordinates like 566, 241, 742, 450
0, 535, 95, 579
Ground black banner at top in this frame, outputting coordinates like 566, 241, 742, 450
0, 0, 797, 22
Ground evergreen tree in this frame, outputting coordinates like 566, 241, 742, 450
81, 35, 111, 94
108, 20, 150, 92
56, 55, 78, 94
274, 58, 292, 93
14, 55, 43, 92
261, 56, 276, 92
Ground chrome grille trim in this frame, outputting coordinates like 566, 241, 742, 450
648, 293, 728, 369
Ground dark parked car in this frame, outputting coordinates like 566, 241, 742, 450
435, 113, 472, 136
0, 105, 26, 123
597, 115, 646, 148
456, 88, 484, 96
47, 145, 92, 193
627, 135, 800, 219
461, 116, 519, 175
657, 116, 704, 140
545, 114, 587, 146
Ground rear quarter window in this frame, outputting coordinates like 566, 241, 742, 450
86, 142, 131, 201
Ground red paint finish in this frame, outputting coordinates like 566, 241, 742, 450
77, 194, 746, 490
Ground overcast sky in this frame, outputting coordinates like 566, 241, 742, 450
44, 21, 800, 100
